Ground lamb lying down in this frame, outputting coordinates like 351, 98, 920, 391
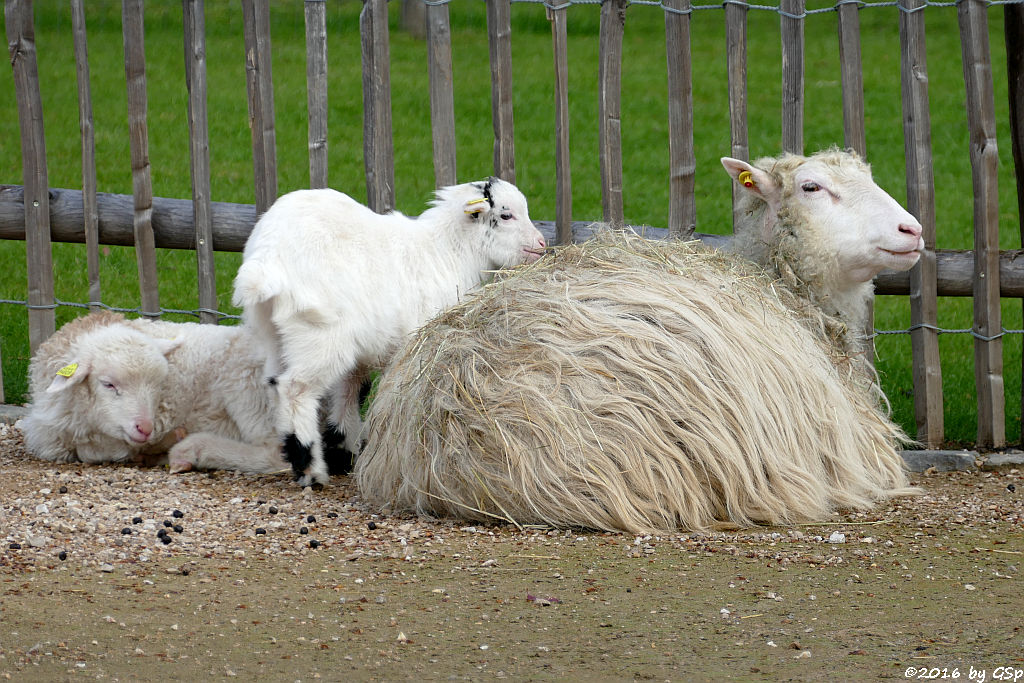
20, 310, 287, 475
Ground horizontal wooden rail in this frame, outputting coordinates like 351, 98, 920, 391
1, 184, 1021, 299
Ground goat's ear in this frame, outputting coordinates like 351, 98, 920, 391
721, 158, 777, 202
46, 359, 91, 393
462, 197, 490, 221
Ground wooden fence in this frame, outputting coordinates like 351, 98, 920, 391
2, 0, 1024, 450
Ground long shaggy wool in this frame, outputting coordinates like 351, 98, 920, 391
355, 232, 915, 533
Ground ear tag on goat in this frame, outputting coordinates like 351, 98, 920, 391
464, 197, 488, 215
738, 170, 755, 188
56, 363, 79, 378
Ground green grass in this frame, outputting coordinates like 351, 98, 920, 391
1, 1, 1021, 446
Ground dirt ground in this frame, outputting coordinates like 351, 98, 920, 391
1, 419, 1022, 681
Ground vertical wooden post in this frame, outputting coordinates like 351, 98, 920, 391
664, 0, 695, 239
361, 0, 395, 213
837, 0, 866, 158
725, 0, 748, 229
305, 0, 329, 189
486, 0, 515, 182
6, 0, 56, 353
780, 0, 804, 155
241, 0, 277, 215
427, 0, 457, 188
71, 0, 101, 312
899, 0, 944, 447
549, 3, 572, 246
122, 0, 160, 318
599, 0, 627, 229
1005, 3, 1024, 434
183, 0, 217, 325
959, 0, 1004, 447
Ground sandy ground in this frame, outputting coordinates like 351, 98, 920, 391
1, 419, 1022, 681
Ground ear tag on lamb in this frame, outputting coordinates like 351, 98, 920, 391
738, 170, 755, 188
465, 197, 488, 216
56, 362, 79, 378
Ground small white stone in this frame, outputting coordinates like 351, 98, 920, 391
828, 531, 846, 544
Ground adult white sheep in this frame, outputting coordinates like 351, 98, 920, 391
20, 310, 286, 475
354, 149, 924, 533
721, 148, 924, 363
232, 177, 547, 487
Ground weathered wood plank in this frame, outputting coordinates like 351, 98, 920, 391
71, 0, 101, 312
549, 4, 572, 246
305, 0, 328, 189
725, 0, 748, 228
899, 0, 944, 447
664, 0, 695, 239
1006, 2, 1024, 432
361, 0, 395, 213
599, 0, 627, 228
241, 0, 277, 215
486, 0, 515, 182
183, 0, 217, 325
122, 0, 160, 318
780, 0, 804, 154
959, 0, 1004, 448
6, 0, 56, 353
836, 0, 866, 157
426, 0, 457, 188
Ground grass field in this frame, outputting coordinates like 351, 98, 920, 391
1, 0, 1021, 446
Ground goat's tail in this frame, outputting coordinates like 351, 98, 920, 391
232, 260, 281, 309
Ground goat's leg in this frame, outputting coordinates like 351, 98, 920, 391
323, 368, 370, 475
274, 372, 331, 486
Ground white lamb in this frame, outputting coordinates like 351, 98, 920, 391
720, 148, 924, 362
20, 310, 286, 474
232, 177, 547, 486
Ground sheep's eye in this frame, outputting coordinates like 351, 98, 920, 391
500, 212, 513, 221
801, 182, 821, 193
100, 380, 117, 392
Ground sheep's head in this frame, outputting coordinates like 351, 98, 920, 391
722, 149, 924, 286
45, 325, 180, 448
437, 177, 547, 268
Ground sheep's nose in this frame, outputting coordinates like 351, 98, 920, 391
899, 222, 922, 238
135, 419, 153, 439
537, 235, 547, 249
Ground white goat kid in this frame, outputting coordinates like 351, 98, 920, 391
233, 177, 546, 486
720, 148, 924, 357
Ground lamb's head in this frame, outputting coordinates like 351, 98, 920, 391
44, 325, 180, 447
433, 177, 547, 268
721, 149, 924, 286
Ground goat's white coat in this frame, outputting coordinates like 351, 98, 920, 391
232, 178, 546, 485
20, 311, 286, 474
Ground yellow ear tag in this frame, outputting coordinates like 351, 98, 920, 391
738, 170, 755, 188
464, 197, 488, 215
56, 363, 79, 378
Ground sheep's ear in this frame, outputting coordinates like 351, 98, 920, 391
720, 158, 777, 202
153, 336, 182, 358
463, 197, 490, 221
46, 360, 91, 393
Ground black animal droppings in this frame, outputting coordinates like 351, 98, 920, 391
309, 539, 320, 549
307, 515, 316, 523
8, 543, 20, 550
172, 509, 184, 518
173, 525, 183, 534
132, 516, 143, 524
121, 528, 132, 535
300, 527, 309, 535
1009, 484, 1017, 493
255, 528, 267, 535
268, 506, 278, 514
161, 535, 172, 545
367, 521, 377, 530
59, 486, 68, 494
157, 529, 167, 538
58, 550, 67, 561
327, 512, 338, 519
163, 520, 173, 527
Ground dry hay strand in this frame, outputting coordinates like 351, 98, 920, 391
355, 231, 915, 533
